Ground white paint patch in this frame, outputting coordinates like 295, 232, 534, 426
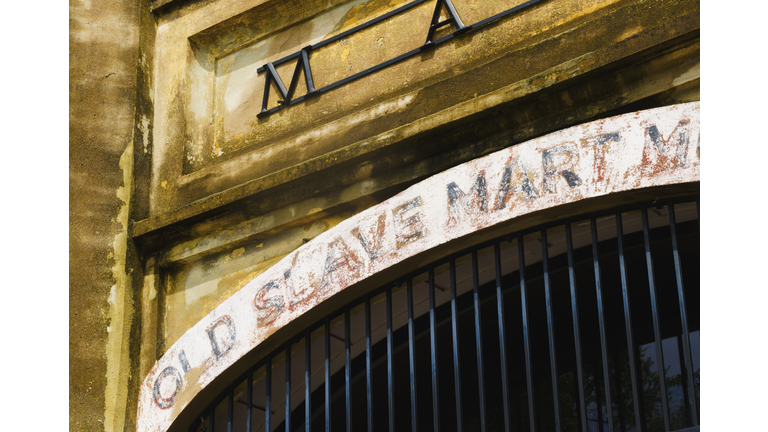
140, 115, 151, 154
221, 0, 367, 114
222, 39, 269, 113
672, 62, 700, 87
188, 60, 212, 121
360, 180, 375, 195
289, 93, 416, 149
184, 272, 220, 306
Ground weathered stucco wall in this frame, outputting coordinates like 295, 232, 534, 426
129, 0, 699, 358
69, 0, 699, 430
142, 0, 699, 219
70, 0, 146, 430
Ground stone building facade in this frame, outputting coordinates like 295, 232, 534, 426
70, 0, 700, 431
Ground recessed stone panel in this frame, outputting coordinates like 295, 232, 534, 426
180, 0, 538, 174
150, 0, 700, 216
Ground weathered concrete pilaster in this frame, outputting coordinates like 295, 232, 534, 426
69, 0, 143, 430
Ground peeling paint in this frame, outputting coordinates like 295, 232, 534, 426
140, 115, 151, 154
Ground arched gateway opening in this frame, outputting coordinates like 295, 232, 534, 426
188, 202, 699, 432
138, 103, 700, 432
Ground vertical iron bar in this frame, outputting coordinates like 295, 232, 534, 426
677, 336, 692, 419
612, 351, 626, 432
518, 236, 536, 432
541, 230, 561, 432
228, 385, 234, 432
590, 217, 614, 432
594, 368, 604, 431
193, 203, 707, 432
266, 357, 272, 432
428, 268, 441, 432
616, 213, 643, 431
494, 243, 511, 432
571, 366, 582, 432
472, 250, 488, 432
387, 286, 395, 432
450, 259, 464, 432
306, 330, 312, 432
407, 278, 419, 432
209, 402, 215, 432
641, 208, 671, 431
565, 223, 587, 432
366, 298, 374, 432
286, 345, 291, 432
668, 204, 699, 426
247, 371, 253, 432
325, 320, 331, 432
345, 308, 352, 432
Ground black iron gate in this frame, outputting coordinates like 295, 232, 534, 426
190, 199, 700, 432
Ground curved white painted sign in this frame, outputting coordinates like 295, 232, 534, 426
137, 102, 700, 431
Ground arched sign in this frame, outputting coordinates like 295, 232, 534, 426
137, 102, 700, 431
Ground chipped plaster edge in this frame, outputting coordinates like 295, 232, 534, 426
104, 141, 135, 432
